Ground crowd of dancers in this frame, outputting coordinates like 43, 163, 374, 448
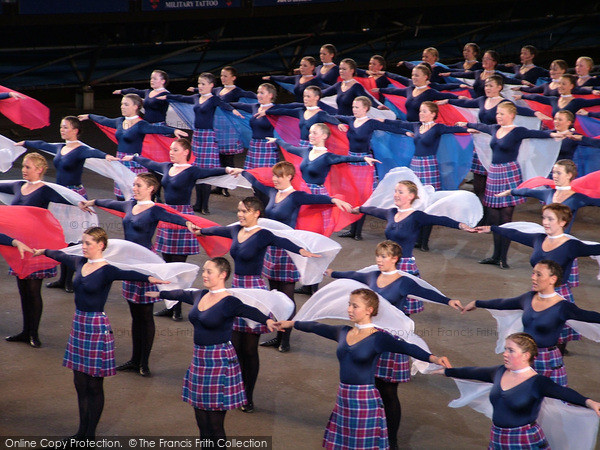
2, 41, 600, 449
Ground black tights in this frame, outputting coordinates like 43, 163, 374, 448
194, 408, 226, 442
194, 184, 212, 210
349, 216, 366, 237
486, 206, 514, 263
268, 280, 296, 346
73, 370, 104, 438
162, 254, 188, 315
16, 278, 43, 339
375, 378, 401, 450
128, 302, 155, 369
231, 331, 259, 405
473, 173, 488, 226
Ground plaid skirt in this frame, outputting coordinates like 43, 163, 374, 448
375, 352, 410, 383
489, 422, 549, 450
182, 342, 246, 411
534, 346, 567, 387
484, 162, 527, 208
10, 266, 57, 279
66, 184, 88, 199
114, 151, 148, 197
231, 275, 270, 334
215, 113, 244, 155
63, 310, 116, 378
244, 139, 279, 169
263, 246, 300, 282
155, 204, 200, 255
192, 129, 220, 169
323, 383, 388, 450
472, 150, 487, 175
305, 184, 333, 233
348, 151, 377, 189
410, 155, 441, 190
396, 257, 423, 315
555, 284, 581, 343
122, 280, 159, 304
568, 259, 579, 288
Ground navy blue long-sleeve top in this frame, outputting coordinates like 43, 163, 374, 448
519, 82, 590, 96
497, 64, 550, 84
200, 225, 302, 276
466, 124, 551, 164
476, 291, 600, 348
336, 116, 409, 154
294, 322, 431, 385
447, 61, 483, 72
447, 70, 521, 98
94, 199, 187, 249
120, 88, 170, 124
0, 233, 13, 246
23, 141, 106, 186
359, 208, 460, 258
378, 87, 457, 121
490, 227, 600, 276
402, 62, 448, 84
165, 94, 233, 130
274, 139, 364, 185
521, 94, 600, 116
269, 75, 328, 102
391, 122, 467, 157
445, 364, 588, 428
133, 155, 226, 205
88, 115, 177, 155
0, 93, 10, 100
242, 172, 332, 227
320, 82, 377, 116
159, 289, 270, 346
331, 270, 450, 309
315, 64, 339, 86
212, 86, 256, 103
230, 103, 288, 139
0, 181, 72, 208
447, 97, 535, 124
265, 107, 340, 141
44, 250, 149, 312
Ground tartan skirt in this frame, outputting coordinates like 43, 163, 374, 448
263, 246, 300, 282
115, 151, 148, 197
10, 267, 57, 279
534, 346, 567, 386
231, 274, 270, 334
396, 257, 423, 315
375, 352, 410, 383
555, 284, 581, 343
66, 184, 88, 199
214, 113, 244, 155
483, 162, 527, 208
568, 260, 579, 288
471, 149, 487, 175
192, 129, 220, 169
323, 383, 388, 450
63, 310, 116, 378
122, 280, 159, 304
244, 139, 279, 169
489, 422, 549, 450
348, 151, 377, 189
155, 204, 200, 255
305, 184, 333, 233
410, 155, 441, 190
182, 342, 246, 411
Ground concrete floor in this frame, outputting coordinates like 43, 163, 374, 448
1, 98, 599, 449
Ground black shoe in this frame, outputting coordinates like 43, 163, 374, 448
193, 205, 202, 212
499, 261, 510, 270
419, 243, 429, 252
278, 342, 290, 353
139, 366, 151, 377
353, 234, 363, 241
260, 337, 281, 348
116, 360, 139, 372
46, 281, 65, 289
64, 282, 74, 294
222, 189, 230, 197
240, 402, 254, 413
172, 310, 183, 321
478, 257, 500, 266
211, 188, 223, 195
201, 209, 210, 215
294, 285, 313, 295
154, 308, 173, 318
338, 231, 354, 238
5, 332, 28, 343
29, 336, 42, 348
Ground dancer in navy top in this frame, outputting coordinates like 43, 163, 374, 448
510, 59, 589, 96
496, 45, 550, 84
320, 58, 377, 115
315, 44, 339, 86
80, 173, 191, 377
397, 47, 448, 84
148, 257, 276, 443
277, 288, 450, 450
33, 227, 168, 439
446, 43, 482, 72
574, 56, 600, 88
113, 70, 170, 124
264, 56, 327, 102
442, 332, 600, 448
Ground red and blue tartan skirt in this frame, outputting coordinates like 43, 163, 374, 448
244, 139, 278, 169
115, 151, 148, 197
155, 204, 200, 255
323, 383, 388, 450
410, 155, 441, 190
488, 422, 549, 450
472, 149, 487, 175
10, 267, 57, 279
182, 342, 246, 411
122, 280, 159, 304
63, 310, 116, 378
66, 184, 88, 199
555, 284, 581, 343
192, 129, 220, 169
534, 346, 567, 386
263, 247, 300, 282
568, 260, 579, 287
215, 113, 244, 155
375, 352, 411, 383
396, 257, 423, 315
483, 162, 527, 208
231, 274, 270, 334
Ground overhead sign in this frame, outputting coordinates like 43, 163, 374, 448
142, 0, 241, 10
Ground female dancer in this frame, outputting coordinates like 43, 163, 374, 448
264, 56, 326, 102
1, 153, 78, 348
397, 47, 448, 84
460, 101, 558, 269
320, 58, 377, 115
148, 258, 277, 441
80, 173, 191, 376
512, 59, 569, 95
574, 56, 600, 88
277, 288, 450, 450
242, 162, 351, 351
113, 70, 170, 124
123, 138, 242, 320
326, 240, 461, 450
314, 44, 339, 86
78, 94, 187, 199
188, 196, 319, 412
33, 227, 169, 439
497, 45, 549, 84
442, 332, 600, 448
446, 43, 482, 71
17, 116, 112, 292
0, 234, 32, 258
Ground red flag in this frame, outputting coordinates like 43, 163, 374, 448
0, 86, 50, 130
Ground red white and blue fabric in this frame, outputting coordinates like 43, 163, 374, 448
63, 310, 116, 377
94, 122, 174, 163
534, 346, 568, 387
244, 138, 279, 169
0, 85, 50, 129
263, 246, 300, 282
114, 150, 148, 197
574, 116, 600, 176
516, 171, 600, 199
231, 274, 270, 334
182, 342, 246, 411
155, 204, 200, 255
522, 95, 600, 134
489, 422, 549, 450
484, 162, 527, 208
